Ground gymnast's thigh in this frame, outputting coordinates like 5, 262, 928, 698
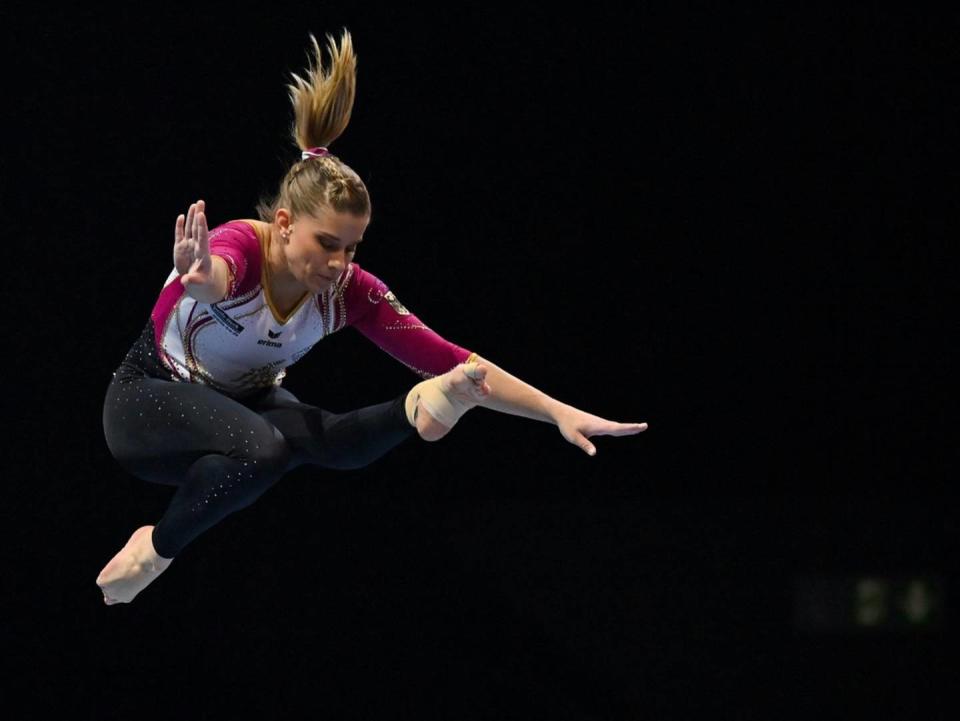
102, 374, 287, 485
243, 385, 325, 468
247, 385, 413, 471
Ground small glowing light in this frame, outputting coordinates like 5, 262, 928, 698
854, 578, 888, 627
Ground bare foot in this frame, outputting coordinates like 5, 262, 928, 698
96, 526, 174, 605
413, 362, 491, 441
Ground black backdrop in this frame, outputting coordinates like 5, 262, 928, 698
4, 6, 952, 719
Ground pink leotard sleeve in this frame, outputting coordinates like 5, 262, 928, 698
344, 263, 478, 378
207, 221, 263, 300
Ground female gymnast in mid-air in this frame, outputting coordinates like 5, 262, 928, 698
96, 29, 648, 605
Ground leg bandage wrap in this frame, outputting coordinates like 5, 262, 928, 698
405, 362, 483, 429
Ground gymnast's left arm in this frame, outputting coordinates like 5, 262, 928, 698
343, 265, 647, 455
468, 354, 648, 456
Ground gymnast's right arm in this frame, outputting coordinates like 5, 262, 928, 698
173, 199, 232, 304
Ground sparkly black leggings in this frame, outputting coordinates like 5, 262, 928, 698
102, 368, 415, 559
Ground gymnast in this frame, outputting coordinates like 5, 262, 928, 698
96, 29, 647, 605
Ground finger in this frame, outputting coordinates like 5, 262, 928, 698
594, 422, 648, 436
197, 207, 209, 258
192, 200, 203, 238
467, 381, 491, 397
175, 213, 184, 243
181, 260, 201, 285
572, 431, 597, 456
185, 202, 196, 238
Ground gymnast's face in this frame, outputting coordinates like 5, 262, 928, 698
275, 206, 368, 292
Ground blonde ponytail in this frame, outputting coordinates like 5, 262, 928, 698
257, 28, 370, 223
287, 30, 357, 152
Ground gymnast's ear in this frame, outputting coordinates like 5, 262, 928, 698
274, 208, 292, 237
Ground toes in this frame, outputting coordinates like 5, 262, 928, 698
461, 363, 485, 381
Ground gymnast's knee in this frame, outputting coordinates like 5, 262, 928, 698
243, 425, 292, 476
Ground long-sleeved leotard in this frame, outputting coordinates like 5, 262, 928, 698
103, 219, 477, 558
142, 219, 477, 397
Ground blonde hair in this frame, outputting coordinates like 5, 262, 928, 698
256, 29, 370, 223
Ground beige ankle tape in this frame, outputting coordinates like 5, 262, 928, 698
405, 362, 481, 428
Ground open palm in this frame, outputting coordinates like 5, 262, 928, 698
173, 199, 212, 288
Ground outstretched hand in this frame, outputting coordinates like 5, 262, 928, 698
553, 404, 648, 456
174, 199, 212, 289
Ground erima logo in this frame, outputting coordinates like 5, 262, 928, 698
257, 339, 282, 348
268, 329, 282, 339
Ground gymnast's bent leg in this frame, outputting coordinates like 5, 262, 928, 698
98, 373, 293, 604
96, 369, 443, 604
251, 360, 492, 467
252, 387, 414, 471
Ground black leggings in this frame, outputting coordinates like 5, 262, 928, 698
102, 368, 416, 559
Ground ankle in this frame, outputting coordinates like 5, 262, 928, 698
142, 526, 174, 564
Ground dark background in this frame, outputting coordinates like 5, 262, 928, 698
3, 5, 952, 719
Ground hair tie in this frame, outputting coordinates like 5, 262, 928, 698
302, 146, 330, 160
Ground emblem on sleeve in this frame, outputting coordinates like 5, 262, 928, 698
384, 290, 410, 315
